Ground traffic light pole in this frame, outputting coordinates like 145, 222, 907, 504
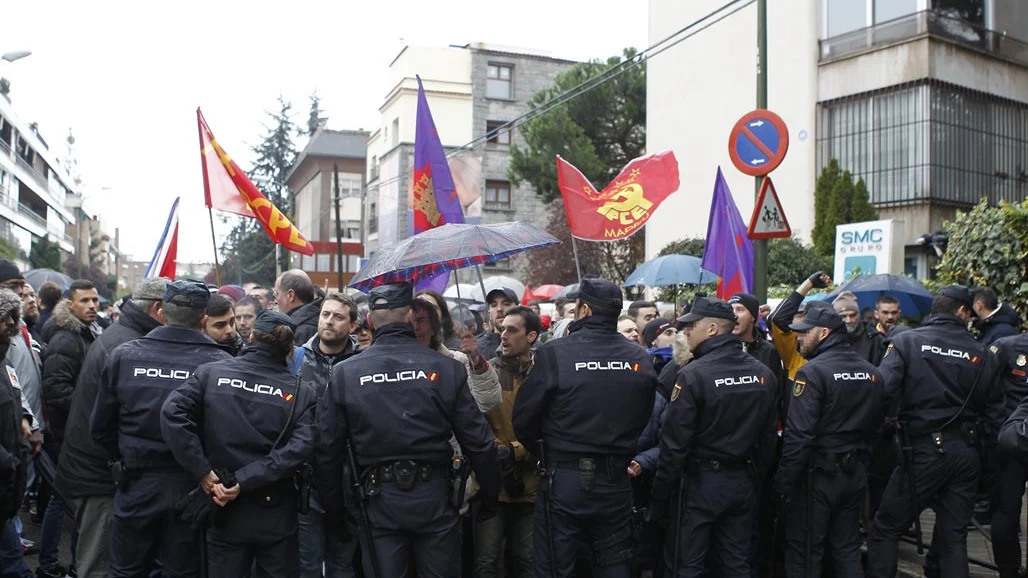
753, 0, 769, 303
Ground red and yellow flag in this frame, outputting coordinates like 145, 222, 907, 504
556, 151, 679, 242
197, 108, 313, 255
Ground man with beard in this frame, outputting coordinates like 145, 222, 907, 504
297, 293, 360, 578
53, 277, 167, 578
477, 288, 518, 360
203, 294, 243, 355
774, 302, 884, 577
233, 296, 263, 342
832, 292, 887, 366
477, 305, 541, 578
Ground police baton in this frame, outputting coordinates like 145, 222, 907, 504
346, 438, 382, 578
805, 467, 813, 578
672, 475, 685, 577
894, 424, 924, 554
536, 440, 558, 578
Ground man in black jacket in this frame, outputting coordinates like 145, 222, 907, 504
315, 282, 500, 577
972, 286, 1021, 347
54, 278, 166, 578
297, 293, 360, 578
513, 278, 657, 578
38, 279, 101, 576
275, 269, 323, 345
832, 292, 887, 366
0, 286, 33, 578
90, 280, 232, 577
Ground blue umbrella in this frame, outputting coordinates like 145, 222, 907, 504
624, 255, 718, 287
825, 273, 932, 318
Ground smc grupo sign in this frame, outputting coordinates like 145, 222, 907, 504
833, 219, 905, 282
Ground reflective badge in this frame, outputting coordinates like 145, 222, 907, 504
793, 379, 806, 397
884, 344, 894, 358
990, 345, 1000, 354
1018, 354, 1027, 367
671, 384, 681, 402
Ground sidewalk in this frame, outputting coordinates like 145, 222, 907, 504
896, 510, 1012, 578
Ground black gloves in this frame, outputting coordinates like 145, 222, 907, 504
807, 271, 829, 289
174, 486, 215, 531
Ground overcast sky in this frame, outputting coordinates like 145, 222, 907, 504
1, 1, 648, 264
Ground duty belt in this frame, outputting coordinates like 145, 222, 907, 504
687, 458, 749, 475
361, 460, 450, 495
552, 456, 631, 492
811, 449, 867, 474
912, 423, 978, 453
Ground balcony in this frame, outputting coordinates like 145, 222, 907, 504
820, 11, 1028, 68
17, 203, 46, 229
0, 134, 68, 214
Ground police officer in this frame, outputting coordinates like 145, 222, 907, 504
315, 282, 500, 578
513, 278, 657, 578
867, 285, 1005, 577
985, 332, 1028, 578
90, 281, 233, 578
161, 310, 316, 577
649, 297, 777, 577
772, 302, 884, 577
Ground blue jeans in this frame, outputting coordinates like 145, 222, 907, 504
39, 495, 77, 569
297, 493, 356, 578
0, 518, 32, 578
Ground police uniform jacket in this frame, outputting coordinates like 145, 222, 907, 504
512, 315, 657, 461
90, 326, 233, 469
315, 322, 501, 516
650, 334, 777, 505
743, 335, 787, 423
879, 314, 1005, 439
774, 332, 884, 493
990, 334, 1028, 418
162, 342, 316, 492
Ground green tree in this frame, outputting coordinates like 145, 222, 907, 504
307, 91, 327, 137
510, 48, 646, 284
812, 159, 879, 258
657, 237, 705, 258
218, 95, 300, 279
0, 78, 9, 98
29, 236, 62, 271
767, 237, 831, 288
937, 199, 1028, 318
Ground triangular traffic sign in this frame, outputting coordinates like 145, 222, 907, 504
747, 177, 791, 239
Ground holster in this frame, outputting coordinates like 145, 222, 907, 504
109, 461, 128, 490
449, 455, 471, 508
579, 458, 596, 492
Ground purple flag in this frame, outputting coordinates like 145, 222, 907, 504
411, 75, 465, 294
700, 167, 754, 299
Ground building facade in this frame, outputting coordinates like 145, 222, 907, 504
647, 0, 1028, 279
366, 43, 575, 281
285, 129, 368, 287
0, 94, 78, 265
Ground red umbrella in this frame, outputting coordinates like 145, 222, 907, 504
523, 284, 565, 303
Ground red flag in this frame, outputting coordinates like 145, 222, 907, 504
197, 108, 313, 255
556, 151, 679, 241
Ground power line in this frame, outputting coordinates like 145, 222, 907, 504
368, 0, 755, 192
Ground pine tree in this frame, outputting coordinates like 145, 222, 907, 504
812, 160, 879, 258
812, 159, 842, 257
218, 96, 300, 281
850, 177, 878, 222
307, 92, 327, 137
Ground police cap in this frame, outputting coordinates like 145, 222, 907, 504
574, 278, 623, 313
164, 280, 211, 309
789, 301, 845, 332
368, 282, 414, 310
937, 284, 974, 310
677, 297, 737, 324
253, 310, 296, 333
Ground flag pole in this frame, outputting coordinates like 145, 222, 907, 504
570, 236, 583, 283
207, 207, 222, 286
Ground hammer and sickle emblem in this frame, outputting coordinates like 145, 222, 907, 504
596, 183, 653, 225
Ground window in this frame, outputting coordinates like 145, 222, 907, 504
487, 64, 513, 99
391, 118, 399, 146
817, 80, 1028, 208
486, 121, 511, 148
369, 201, 378, 233
874, 0, 917, 24
485, 181, 511, 210
825, 0, 869, 38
